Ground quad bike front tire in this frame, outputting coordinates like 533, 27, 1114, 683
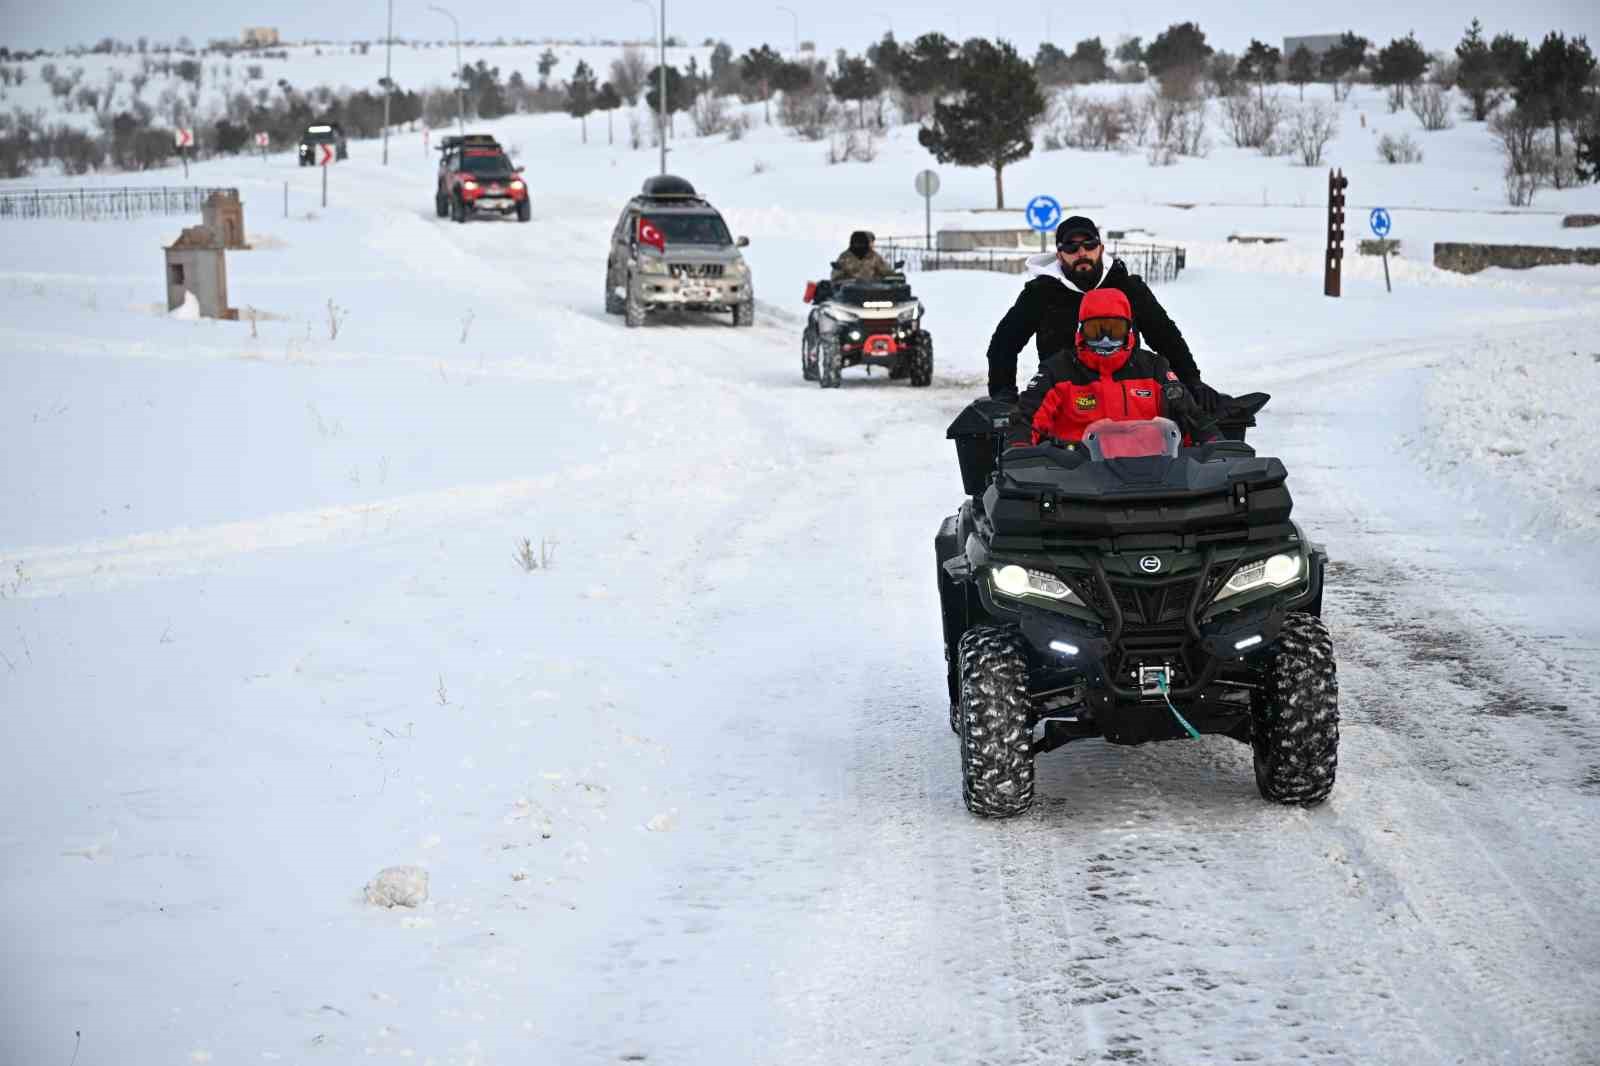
733, 299, 755, 327
623, 280, 647, 328
818, 336, 842, 389
909, 331, 934, 387
451, 195, 467, 224
801, 326, 820, 381
435, 191, 449, 218
958, 626, 1035, 818
1252, 612, 1339, 805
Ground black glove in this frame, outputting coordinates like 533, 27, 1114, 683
1188, 379, 1224, 415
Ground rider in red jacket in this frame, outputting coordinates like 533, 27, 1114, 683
1006, 287, 1218, 448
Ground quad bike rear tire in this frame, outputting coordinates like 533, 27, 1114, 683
909, 332, 934, 388
818, 336, 842, 389
958, 626, 1035, 818
801, 326, 820, 381
1252, 612, 1339, 805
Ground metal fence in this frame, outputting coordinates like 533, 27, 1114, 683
0, 186, 238, 222
878, 238, 1187, 285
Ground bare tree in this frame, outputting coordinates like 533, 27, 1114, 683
1287, 101, 1339, 166
609, 47, 647, 105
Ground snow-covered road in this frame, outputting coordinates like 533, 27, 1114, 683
3, 102, 1599, 1065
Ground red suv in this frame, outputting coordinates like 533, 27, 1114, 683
435, 137, 529, 223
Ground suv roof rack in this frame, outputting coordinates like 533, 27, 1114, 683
439, 133, 501, 152
641, 174, 697, 198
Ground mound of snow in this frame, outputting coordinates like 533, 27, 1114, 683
364, 865, 429, 908
168, 290, 201, 320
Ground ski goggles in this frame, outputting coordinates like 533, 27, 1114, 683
1058, 238, 1101, 253
1079, 317, 1131, 344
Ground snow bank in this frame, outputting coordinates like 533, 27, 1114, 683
1423, 340, 1600, 537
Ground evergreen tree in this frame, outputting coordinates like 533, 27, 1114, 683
1513, 32, 1597, 174
739, 44, 782, 123
1319, 32, 1370, 100
1237, 39, 1281, 98
565, 59, 597, 143
1033, 42, 1071, 86
867, 33, 904, 88
595, 81, 621, 145
1372, 33, 1430, 108
1114, 37, 1143, 64
1286, 46, 1315, 100
1144, 22, 1213, 84
829, 54, 880, 127
899, 32, 962, 97
1455, 20, 1501, 121
917, 39, 1045, 209
1067, 37, 1110, 83
537, 48, 558, 87
644, 64, 691, 134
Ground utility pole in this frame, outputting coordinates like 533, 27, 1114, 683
777, 6, 799, 56
427, 4, 465, 138
381, 0, 393, 165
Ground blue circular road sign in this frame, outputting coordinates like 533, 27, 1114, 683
1370, 207, 1392, 238
1025, 194, 1062, 233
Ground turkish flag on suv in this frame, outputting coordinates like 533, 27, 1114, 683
638, 217, 665, 253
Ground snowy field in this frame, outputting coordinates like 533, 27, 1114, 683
3, 82, 1600, 1065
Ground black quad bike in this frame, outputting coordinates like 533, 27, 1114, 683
801, 275, 932, 389
935, 396, 1337, 818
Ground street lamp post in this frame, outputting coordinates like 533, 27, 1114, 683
381, 0, 393, 164
776, 6, 799, 57
632, 0, 667, 175
427, 4, 465, 138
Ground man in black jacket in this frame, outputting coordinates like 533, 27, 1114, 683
986, 215, 1204, 401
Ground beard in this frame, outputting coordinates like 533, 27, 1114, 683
1066, 256, 1104, 289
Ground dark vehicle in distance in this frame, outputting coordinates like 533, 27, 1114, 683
436, 140, 529, 223
298, 123, 348, 166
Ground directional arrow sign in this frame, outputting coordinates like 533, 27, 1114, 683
173, 128, 194, 148
319, 143, 335, 166
1025, 194, 1062, 233
255, 132, 269, 148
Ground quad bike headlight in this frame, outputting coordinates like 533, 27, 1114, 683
1215, 552, 1302, 601
823, 305, 859, 323
990, 564, 1083, 606
896, 306, 918, 322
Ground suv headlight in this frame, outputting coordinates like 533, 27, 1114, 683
638, 257, 668, 275
1215, 553, 1302, 601
728, 260, 748, 277
989, 564, 1083, 606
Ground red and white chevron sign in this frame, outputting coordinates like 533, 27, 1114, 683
255, 132, 269, 148
319, 143, 334, 166
174, 128, 194, 148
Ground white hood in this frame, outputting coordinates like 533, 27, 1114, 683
1025, 251, 1105, 291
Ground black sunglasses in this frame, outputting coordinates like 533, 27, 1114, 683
1058, 238, 1101, 254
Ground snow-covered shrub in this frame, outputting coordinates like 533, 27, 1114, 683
1377, 131, 1424, 164
689, 92, 728, 136
779, 91, 836, 141
1148, 92, 1208, 161
1287, 102, 1339, 166
725, 113, 752, 141
364, 865, 428, 908
1220, 92, 1283, 150
1410, 85, 1453, 131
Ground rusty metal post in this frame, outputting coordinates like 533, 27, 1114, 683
1324, 168, 1347, 297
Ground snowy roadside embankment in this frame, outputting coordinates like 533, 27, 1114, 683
1422, 336, 1600, 538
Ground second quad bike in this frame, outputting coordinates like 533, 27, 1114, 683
801, 275, 932, 389
935, 396, 1337, 817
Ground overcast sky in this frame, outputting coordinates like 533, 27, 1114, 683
3, 1, 1596, 56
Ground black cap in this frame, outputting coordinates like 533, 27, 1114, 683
1055, 216, 1099, 246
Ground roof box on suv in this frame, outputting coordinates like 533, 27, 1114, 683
641, 174, 698, 198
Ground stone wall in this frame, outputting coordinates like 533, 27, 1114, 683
1561, 214, 1600, 229
1433, 243, 1600, 274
